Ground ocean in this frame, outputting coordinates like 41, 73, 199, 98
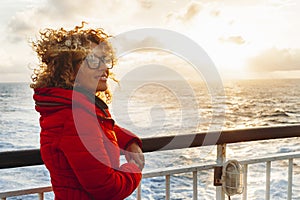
0, 79, 300, 199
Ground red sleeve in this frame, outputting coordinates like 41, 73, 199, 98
59, 109, 141, 200
114, 124, 142, 151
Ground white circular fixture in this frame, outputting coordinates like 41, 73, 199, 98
222, 160, 244, 197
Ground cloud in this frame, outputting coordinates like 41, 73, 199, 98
6, 0, 196, 43
2, 0, 198, 82
180, 1, 202, 21
6, 0, 141, 43
111, 35, 164, 56
38, 0, 137, 20
6, 8, 39, 42
219, 36, 246, 45
210, 9, 221, 17
137, 0, 153, 9
196, 0, 265, 6
268, 0, 296, 8
166, 1, 202, 23
247, 47, 300, 72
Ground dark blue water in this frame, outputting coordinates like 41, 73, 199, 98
0, 79, 300, 199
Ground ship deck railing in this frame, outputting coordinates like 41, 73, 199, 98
0, 125, 300, 200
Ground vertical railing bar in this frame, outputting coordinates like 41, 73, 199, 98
265, 161, 271, 200
287, 158, 293, 200
242, 164, 248, 200
137, 182, 142, 200
216, 144, 226, 200
193, 171, 198, 200
166, 175, 170, 200
38, 192, 44, 200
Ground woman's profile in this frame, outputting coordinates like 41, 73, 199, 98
30, 22, 144, 200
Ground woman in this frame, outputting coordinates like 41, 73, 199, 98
30, 22, 144, 200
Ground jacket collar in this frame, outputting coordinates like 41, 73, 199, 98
73, 87, 108, 109
34, 87, 109, 117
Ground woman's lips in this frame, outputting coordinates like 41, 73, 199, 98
99, 76, 107, 81
96, 74, 108, 81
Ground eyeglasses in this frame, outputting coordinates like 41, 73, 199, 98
85, 54, 113, 69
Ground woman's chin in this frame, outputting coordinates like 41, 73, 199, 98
96, 83, 108, 92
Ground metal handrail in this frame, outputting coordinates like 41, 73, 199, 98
0, 125, 300, 199
1, 125, 300, 169
0, 186, 52, 199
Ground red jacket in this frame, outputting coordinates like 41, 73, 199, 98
33, 87, 142, 200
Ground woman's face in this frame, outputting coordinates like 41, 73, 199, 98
75, 43, 111, 93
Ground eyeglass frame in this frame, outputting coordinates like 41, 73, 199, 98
84, 54, 114, 70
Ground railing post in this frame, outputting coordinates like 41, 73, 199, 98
137, 183, 142, 200
288, 158, 293, 200
38, 192, 44, 200
166, 175, 170, 200
193, 171, 198, 200
265, 161, 271, 200
216, 144, 226, 200
242, 164, 248, 200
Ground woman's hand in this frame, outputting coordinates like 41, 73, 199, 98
125, 142, 145, 170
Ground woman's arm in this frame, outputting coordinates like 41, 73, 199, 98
59, 110, 142, 199
114, 125, 145, 170
113, 125, 142, 150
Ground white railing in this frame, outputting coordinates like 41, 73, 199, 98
1, 148, 300, 200
1, 125, 300, 199
137, 147, 300, 200
0, 186, 52, 200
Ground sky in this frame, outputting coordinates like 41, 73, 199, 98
0, 0, 300, 82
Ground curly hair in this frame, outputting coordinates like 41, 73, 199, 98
30, 22, 117, 103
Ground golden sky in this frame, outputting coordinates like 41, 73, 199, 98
0, 0, 300, 82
